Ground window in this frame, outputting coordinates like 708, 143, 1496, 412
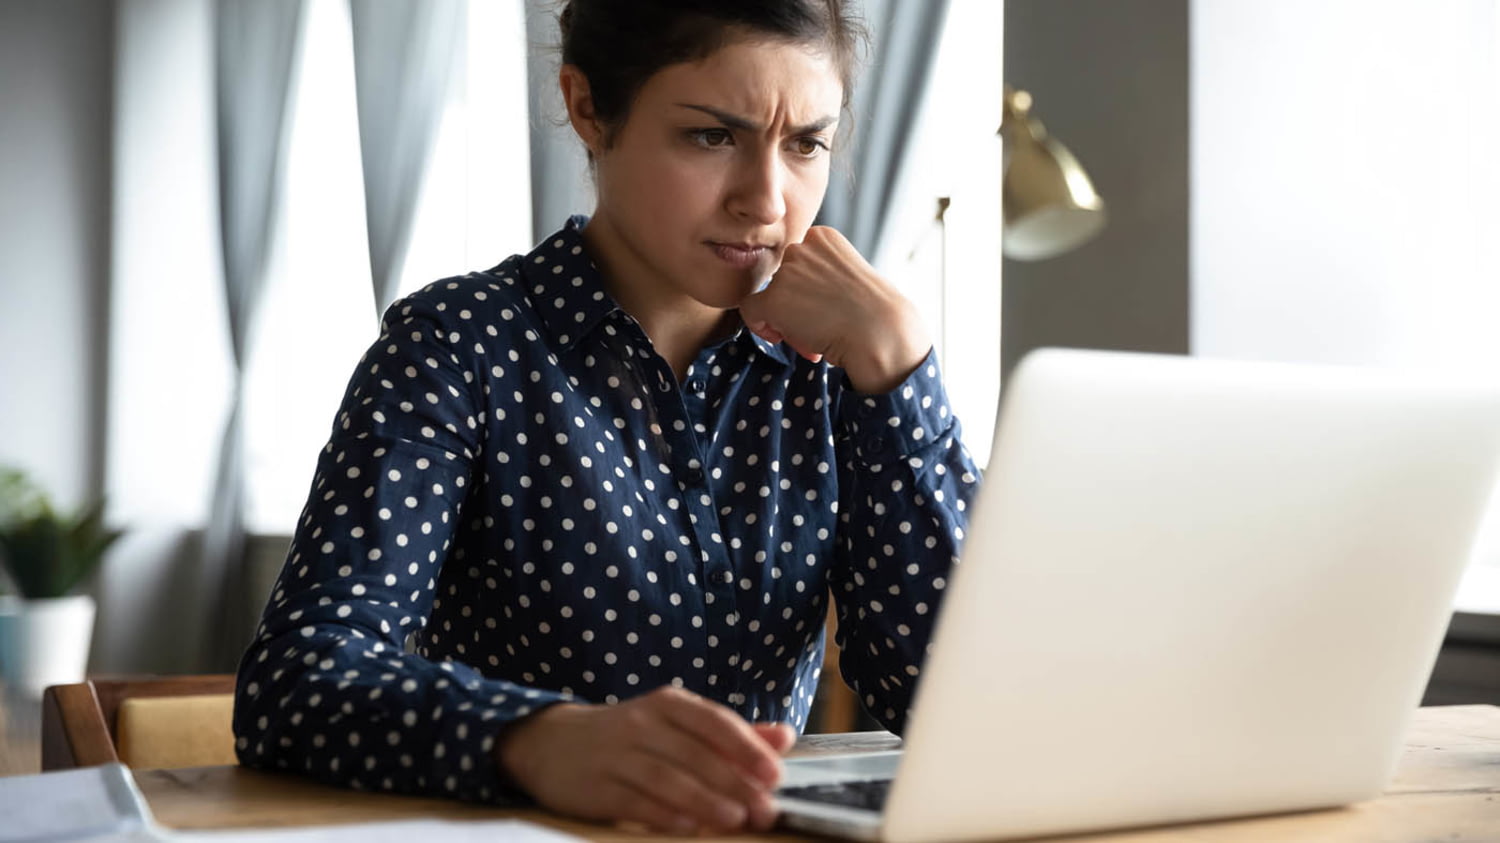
876, 0, 1006, 465
107, 0, 532, 535
242, 0, 532, 534
1192, 0, 1500, 605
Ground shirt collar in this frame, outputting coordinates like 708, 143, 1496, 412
519, 215, 792, 366
518, 215, 620, 352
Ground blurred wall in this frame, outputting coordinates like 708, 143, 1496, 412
1001, 0, 1191, 379
0, 0, 115, 510
0, 1, 211, 676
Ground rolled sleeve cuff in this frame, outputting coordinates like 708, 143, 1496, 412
431, 673, 574, 804
840, 348, 958, 463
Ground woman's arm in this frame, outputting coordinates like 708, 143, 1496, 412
233, 294, 570, 802
826, 351, 981, 733
738, 227, 983, 733
234, 288, 794, 833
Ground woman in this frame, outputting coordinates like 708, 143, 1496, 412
233, 0, 980, 835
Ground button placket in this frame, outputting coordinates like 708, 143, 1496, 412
678, 350, 750, 702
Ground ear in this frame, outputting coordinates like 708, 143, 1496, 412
559, 65, 607, 154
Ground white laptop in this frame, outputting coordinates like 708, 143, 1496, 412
775, 348, 1500, 842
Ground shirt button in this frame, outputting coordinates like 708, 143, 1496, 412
688, 379, 706, 395
687, 467, 705, 484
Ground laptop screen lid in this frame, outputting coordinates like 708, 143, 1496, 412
865, 348, 1500, 842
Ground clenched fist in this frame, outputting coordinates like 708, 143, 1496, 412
739, 226, 931, 393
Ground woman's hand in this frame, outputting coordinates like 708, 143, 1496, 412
739, 226, 931, 394
495, 686, 796, 834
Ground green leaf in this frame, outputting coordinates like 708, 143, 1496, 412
0, 469, 120, 599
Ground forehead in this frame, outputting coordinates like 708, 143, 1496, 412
636, 38, 844, 124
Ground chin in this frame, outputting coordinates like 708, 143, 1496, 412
688, 269, 765, 310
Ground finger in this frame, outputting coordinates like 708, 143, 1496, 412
745, 318, 784, 344
751, 722, 798, 754
615, 754, 750, 832
637, 716, 777, 813
589, 777, 699, 836
780, 336, 824, 364
657, 690, 785, 788
743, 309, 820, 362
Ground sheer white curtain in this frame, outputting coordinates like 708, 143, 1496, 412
201, 0, 306, 669
245, 0, 531, 536
349, 0, 466, 315
103, 0, 532, 671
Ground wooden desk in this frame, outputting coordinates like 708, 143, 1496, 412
137, 706, 1500, 841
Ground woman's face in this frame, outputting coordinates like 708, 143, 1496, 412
570, 37, 844, 314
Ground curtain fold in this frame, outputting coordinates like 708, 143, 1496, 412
819, 0, 951, 258
349, 0, 466, 316
202, 0, 305, 670
524, 0, 593, 244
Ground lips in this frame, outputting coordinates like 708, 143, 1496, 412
708, 241, 773, 270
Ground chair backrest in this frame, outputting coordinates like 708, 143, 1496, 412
41, 675, 235, 771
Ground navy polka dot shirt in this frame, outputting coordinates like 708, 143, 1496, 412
233, 217, 982, 802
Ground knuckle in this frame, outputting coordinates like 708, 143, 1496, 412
619, 705, 651, 731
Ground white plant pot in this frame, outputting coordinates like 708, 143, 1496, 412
0, 594, 96, 699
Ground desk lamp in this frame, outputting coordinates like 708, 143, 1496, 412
999, 85, 1106, 260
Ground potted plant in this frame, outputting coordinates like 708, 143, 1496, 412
0, 468, 119, 698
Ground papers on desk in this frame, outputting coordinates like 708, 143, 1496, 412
0, 763, 582, 843
179, 820, 584, 843
0, 762, 156, 842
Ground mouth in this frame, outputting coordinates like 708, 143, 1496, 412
707, 241, 774, 270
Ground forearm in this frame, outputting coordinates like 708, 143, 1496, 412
235, 623, 570, 801
829, 351, 982, 732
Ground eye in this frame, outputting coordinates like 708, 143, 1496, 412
791, 136, 830, 158
689, 128, 734, 148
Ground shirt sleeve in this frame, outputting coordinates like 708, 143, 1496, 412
828, 348, 983, 734
232, 293, 569, 803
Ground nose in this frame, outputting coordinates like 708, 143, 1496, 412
726, 148, 786, 225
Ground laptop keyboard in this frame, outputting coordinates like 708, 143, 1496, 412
780, 779, 893, 812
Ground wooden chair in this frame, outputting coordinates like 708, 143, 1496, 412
40, 675, 236, 771
35, 624, 859, 772
814, 601, 861, 733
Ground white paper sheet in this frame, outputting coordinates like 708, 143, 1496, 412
173, 819, 584, 843
0, 763, 153, 841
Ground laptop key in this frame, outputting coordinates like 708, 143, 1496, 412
779, 779, 893, 812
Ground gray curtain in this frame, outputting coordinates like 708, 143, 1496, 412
819, 0, 951, 257
202, 0, 305, 670
349, 0, 466, 316
524, 0, 593, 244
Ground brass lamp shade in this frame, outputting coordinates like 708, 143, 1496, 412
1000, 86, 1106, 261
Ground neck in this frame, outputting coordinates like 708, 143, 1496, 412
582, 219, 736, 381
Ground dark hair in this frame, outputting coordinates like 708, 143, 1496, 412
559, 0, 865, 145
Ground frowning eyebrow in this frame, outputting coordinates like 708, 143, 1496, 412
676, 103, 838, 136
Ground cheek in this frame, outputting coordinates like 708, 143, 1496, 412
786, 167, 830, 230
623, 153, 722, 221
